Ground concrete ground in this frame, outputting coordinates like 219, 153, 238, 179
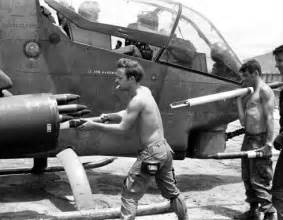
0, 110, 280, 220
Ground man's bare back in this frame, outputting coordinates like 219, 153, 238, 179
244, 81, 274, 134
133, 86, 164, 148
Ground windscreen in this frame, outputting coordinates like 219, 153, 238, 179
164, 5, 242, 81
43, 0, 241, 82
48, 0, 178, 36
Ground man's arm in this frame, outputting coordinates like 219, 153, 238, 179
86, 110, 126, 123
100, 110, 126, 123
237, 97, 245, 126
78, 97, 142, 134
262, 88, 275, 145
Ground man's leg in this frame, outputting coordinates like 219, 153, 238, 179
155, 154, 188, 220
170, 194, 188, 220
242, 157, 255, 203
235, 158, 261, 219
273, 196, 283, 220
272, 150, 283, 220
120, 158, 152, 220
241, 136, 259, 208
250, 158, 276, 219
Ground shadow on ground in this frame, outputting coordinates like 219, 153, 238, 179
0, 171, 242, 211
202, 205, 243, 219
85, 171, 242, 194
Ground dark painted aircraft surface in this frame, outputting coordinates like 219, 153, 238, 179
0, 0, 245, 161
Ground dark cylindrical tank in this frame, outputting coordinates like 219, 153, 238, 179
0, 94, 60, 158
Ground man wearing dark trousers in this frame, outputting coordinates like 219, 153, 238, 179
236, 60, 276, 220
78, 58, 188, 219
272, 45, 283, 220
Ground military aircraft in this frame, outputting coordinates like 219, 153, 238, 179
0, 0, 279, 214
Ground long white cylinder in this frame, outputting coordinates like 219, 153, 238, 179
170, 87, 254, 109
56, 148, 95, 210
49, 201, 171, 219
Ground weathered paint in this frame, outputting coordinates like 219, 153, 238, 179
0, 0, 240, 159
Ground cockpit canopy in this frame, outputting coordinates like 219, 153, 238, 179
44, 0, 242, 82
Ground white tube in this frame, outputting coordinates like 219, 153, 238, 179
170, 87, 254, 109
56, 148, 95, 210
49, 201, 171, 219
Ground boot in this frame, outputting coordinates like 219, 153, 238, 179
264, 212, 276, 220
234, 203, 261, 220
170, 195, 188, 220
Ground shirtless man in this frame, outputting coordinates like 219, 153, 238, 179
78, 58, 188, 220
236, 59, 276, 220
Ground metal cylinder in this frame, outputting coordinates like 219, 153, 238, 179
58, 104, 87, 114
56, 148, 95, 210
170, 87, 254, 109
204, 149, 280, 159
53, 94, 80, 105
0, 94, 60, 158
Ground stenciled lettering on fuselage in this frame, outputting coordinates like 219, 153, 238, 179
2, 23, 37, 29
87, 68, 116, 76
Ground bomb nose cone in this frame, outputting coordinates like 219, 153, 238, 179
68, 109, 91, 117
58, 104, 87, 114
53, 94, 80, 105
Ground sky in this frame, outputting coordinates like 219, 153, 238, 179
179, 0, 283, 60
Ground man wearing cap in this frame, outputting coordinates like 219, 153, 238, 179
236, 60, 276, 220
272, 45, 283, 220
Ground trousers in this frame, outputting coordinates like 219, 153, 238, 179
272, 149, 283, 219
120, 139, 188, 220
241, 133, 276, 213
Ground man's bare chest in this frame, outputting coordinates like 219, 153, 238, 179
245, 93, 262, 110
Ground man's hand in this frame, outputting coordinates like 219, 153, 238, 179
255, 144, 273, 157
99, 113, 111, 123
78, 118, 96, 130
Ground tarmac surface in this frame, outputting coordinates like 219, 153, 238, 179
0, 110, 281, 220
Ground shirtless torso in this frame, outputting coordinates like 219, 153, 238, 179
134, 86, 164, 147
238, 79, 275, 145
244, 82, 272, 134
78, 74, 165, 148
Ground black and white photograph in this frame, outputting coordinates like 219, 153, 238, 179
0, 0, 282, 219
